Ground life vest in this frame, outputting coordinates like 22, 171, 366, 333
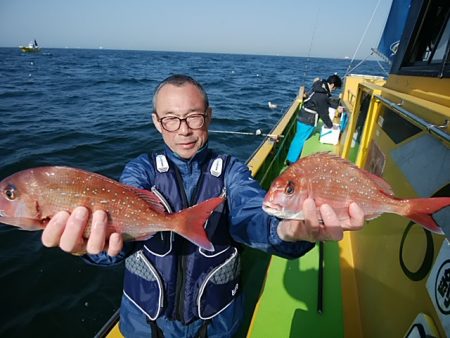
298, 91, 319, 126
122, 151, 240, 324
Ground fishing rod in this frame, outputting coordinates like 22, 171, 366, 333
304, 5, 320, 80
209, 129, 284, 140
317, 241, 324, 314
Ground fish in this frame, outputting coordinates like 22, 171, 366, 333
262, 152, 450, 234
0, 166, 224, 251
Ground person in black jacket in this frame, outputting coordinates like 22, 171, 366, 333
286, 74, 343, 164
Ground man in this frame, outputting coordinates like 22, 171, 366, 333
42, 74, 364, 337
286, 74, 344, 164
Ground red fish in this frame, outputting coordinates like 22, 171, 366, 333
263, 152, 450, 234
0, 166, 224, 251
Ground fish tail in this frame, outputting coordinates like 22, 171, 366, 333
172, 197, 224, 251
404, 197, 450, 234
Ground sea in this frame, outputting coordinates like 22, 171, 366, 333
0, 47, 387, 337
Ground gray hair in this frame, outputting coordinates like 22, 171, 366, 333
152, 74, 209, 113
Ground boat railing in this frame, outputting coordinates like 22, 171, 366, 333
246, 87, 304, 189
374, 94, 450, 144
94, 309, 120, 338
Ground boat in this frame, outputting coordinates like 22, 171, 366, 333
19, 39, 40, 53
99, 0, 449, 336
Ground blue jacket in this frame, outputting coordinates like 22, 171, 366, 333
88, 144, 314, 337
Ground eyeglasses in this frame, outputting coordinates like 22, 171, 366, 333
155, 112, 207, 132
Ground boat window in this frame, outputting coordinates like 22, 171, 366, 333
399, 0, 450, 77
410, 1, 449, 64
431, 17, 450, 63
379, 105, 422, 144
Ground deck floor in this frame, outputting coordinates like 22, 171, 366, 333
248, 130, 343, 338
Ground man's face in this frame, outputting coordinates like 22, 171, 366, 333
152, 83, 211, 159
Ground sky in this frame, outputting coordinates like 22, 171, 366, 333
0, 0, 393, 59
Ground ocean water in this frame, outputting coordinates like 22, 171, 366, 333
0, 47, 386, 337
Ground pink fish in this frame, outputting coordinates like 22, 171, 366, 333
0, 166, 224, 251
263, 152, 450, 234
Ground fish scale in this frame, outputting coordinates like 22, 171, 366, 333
262, 152, 450, 234
0, 166, 224, 251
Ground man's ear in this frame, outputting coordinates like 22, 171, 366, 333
205, 107, 212, 125
152, 113, 162, 133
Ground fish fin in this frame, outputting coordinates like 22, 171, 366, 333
171, 197, 224, 251
314, 153, 395, 195
404, 197, 450, 234
128, 231, 156, 241
129, 187, 167, 214
362, 171, 395, 196
407, 213, 443, 234
306, 151, 338, 163
310, 152, 395, 192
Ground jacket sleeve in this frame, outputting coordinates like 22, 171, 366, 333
225, 157, 314, 259
315, 93, 333, 128
328, 96, 340, 109
119, 153, 155, 189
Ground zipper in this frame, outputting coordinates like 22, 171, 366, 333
175, 245, 187, 321
172, 164, 192, 322
172, 156, 225, 321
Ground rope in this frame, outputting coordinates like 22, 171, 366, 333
375, 58, 389, 77
345, 50, 390, 77
345, 52, 373, 76
209, 129, 283, 139
345, 0, 383, 75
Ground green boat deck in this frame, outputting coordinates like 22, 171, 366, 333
248, 129, 342, 338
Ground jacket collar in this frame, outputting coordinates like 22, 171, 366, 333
163, 143, 209, 168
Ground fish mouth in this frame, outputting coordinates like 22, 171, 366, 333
0, 210, 5, 217
262, 200, 281, 209
262, 202, 305, 220
262, 202, 283, 216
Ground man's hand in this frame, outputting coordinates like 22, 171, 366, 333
41, 207, 123, 256
277, 198, 364, 242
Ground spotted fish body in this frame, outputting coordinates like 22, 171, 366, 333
262, 152, 450, 234
0, 166, 223, 251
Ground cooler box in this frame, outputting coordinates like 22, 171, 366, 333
319, 125, 340, 145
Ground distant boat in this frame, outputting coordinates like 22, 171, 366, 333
19, 39, 41, 53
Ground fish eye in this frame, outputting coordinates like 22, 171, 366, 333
4, 185, 16, 200
285, 181, 295, 195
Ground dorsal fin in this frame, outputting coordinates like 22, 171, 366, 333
127, 186, 167, 214
364, 170, 394, 196
362, 171, 395, 196
308, 152, 395, 196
